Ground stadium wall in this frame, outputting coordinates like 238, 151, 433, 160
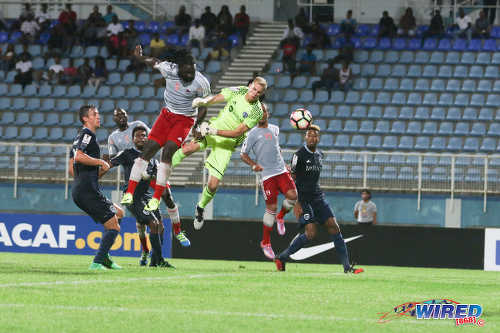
0, 183, 500, 228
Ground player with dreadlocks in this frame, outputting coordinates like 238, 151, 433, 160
121, 45, 211, 246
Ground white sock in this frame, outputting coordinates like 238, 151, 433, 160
263, 209, 276, 227
156, 162, 172, 187
167, 204, 180, 224
129, 158, 149, 182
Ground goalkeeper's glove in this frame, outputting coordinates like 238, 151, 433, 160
192, 96, 212, 108
199, 122, 217, 136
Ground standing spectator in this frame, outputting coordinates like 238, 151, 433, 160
150, 33, 166, 58
310, 21, 329, 49
453, 8, 472, 41
204, 37, 230, 68
483, 0, 497, 25
281, 19, 304, 48
234, 5, 250, 45
281, 38, 297, 74
0, 44, 15, 71
217, 5, 233, 35
103, 5, 117, 25
295, 8, 311, 33
36, 3, 50, 33
336, 61, 352, 92
62, 58, 79, 85
201, 6, 217, 34
16, 3, 34, 29
474, 9, 491, 38
83, 5, 104, 45
107, 16, 124, 56
331, 41, 354, 64
311, 62, 337, 99
88, 57, 107, 89
398, 7, 416, 36
47, 24, 65, 54
78, 58, 94, 88
189, 19, 205, 52
297, 45, 316, 77
340, 10, 357, 39
123, 20, 138, 47
14, 53, 33, 88
20, 14, 39, 43
175, 5, 192, 34
354, 189, 377, 226
377, 11, 397, 41
0, 7, 8, 31
107, 15, 123, 37
58, 3, 77, 34
421, 10, 444, 42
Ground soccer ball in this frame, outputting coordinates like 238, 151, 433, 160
290, 108, 313, 130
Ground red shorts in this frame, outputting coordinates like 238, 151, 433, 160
148, 108, 194, 147
261, 172, 296, 205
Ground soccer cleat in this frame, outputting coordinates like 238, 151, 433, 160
260, 241, 275, 260
89, 262, 108, 271
193, 205, 205, 230
145, 197, 160, 211
345, 263, 364, 274
276, 216, 286, 236
150, 257, 175, 268
175, 231, 191, 247
103, 254, 122, 270
274, 258, 286, 271
139, 251, 149, 266
120, 192, 133, 206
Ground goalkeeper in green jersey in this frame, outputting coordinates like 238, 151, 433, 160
171, 76, 267, 229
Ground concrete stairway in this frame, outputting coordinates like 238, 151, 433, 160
169, 22, 287, 186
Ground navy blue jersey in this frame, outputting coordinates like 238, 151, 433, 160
72, 127, 100, 190
110, 148, 158, 199
290, 145, 324, 199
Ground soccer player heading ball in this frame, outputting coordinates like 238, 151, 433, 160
274, 125, 364, 274
170, 77, 267, 229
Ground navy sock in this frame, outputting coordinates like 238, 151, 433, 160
150, 233, 162, 260
331, 233, 350, 271
94, 229, 119, 264
279, 233, 309, 261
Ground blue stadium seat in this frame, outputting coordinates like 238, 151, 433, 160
292, 76, 307, 88
326, 119, 341, 133
382, 136, 398, 150
333, 134, 349, 148
477, 80, 492, 92
11, 98, 26, 111
423, 93, 437, 105
360, 64, 375, 76
447, 107, 462, 120
5, 71, 16, 83
362, 37, 377, 49
399, 51, 413, 64
483, 38, 497, 51
2, 126, 17, 139
0, 83, 6, 95
455, 122, 469, 135
400, 78, 414, 90
384, 78, 399, 91
470, 94, 485, 106
438, 38, 452, 51
438, 122, 453, 135
367, 105, 382, 119
415, 79, 429, 91
438, 93, 453, 106
471, 123, 486, 136
116, 100, 129, 110
452, 39, 467, 51
453, 65, 468, 78
359, 120, 374, 133
360, 91, 375, 104
447, 137, 463, 151
422, 65, 437, 77
344, 120, 358, 132
107, 72, 121, 85
478, 108, 493, 121
469, 65, 484, 78
121, 73, 135, 86
376, 92, 391, 104
414, 51, 429, 64
14, 112, 29, 125
298, 90, 313, 103
463, 138, 479, 152
7, 84, 22, 96
468, 39, 482, 52
423, 121, 437, 135
60, 113, 74, 126
366, 135, 381, 149
31, 127, 48, 141
429, 51, 445, 64
18, 127, 33, 141
485, 66, 499, 78
454, 93, 469, 106
276, 75, 291, 88
118, 59, 131, 72
100, 99, 114, 112
335, 105, 351, 118
0, 111, 14, 125
313, 90, 329, 103
368, 78, 383, 90
391, 121, 406, 134
461, 79, 476, 92
111, 86, 125, 98
406, 121, 421, 135
399, 106, 414, 119
375, 120, 390, 134
430, 137, 446, 150
480, 138, 497, 152
145, 100, 159, 114
430, 79, 445, 91
127, 86, 140, 99
26, 98, 40, 111
415, 107, 430, 119
385, 50, 399, 63
95, 86, 110, 98
376, 64, 391, 76
415, 136, 430, 150
445, 52, 460, 64
486, 94, 499, 107
383, 106, 398, 119
422, 38, 437, 51
408, 38, 421, 50
350, 135, 365, 148
392, 38, 406, 50
391, 64, 406, 77
67, 85, 81, 97
460, 52, 475, 64
477, 52, 491, 65
52, 85, 66, 98
56, 99, 70, 112
40, 99, 55, 112
407, 92, 422, 105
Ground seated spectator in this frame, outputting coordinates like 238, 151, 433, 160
14, 53, 33, 88
377, 11, 396, 40
281, 37, 297, 74
126, 56, 146, 75
295, 8, 311, 33
103, 5, 117, 24
312, 62, 337, 99
398, 7, 416, 37
58, 3, 77, 34
297, 45, 316, 77
422, 10, 444, 43
47, 56, 64, 83
204, 38, 230, 68
78, 58, 94, 88
109, 31, 128, 58
453, 8, 472, 41
123, 20, 139, 47
0, 44, 15, 71
20, 14, 39, 43
281, 19, 304, 48
36, 3, 50, 33
201, 6, 217, 34
62, 58, 79, 85
83, 5, 105, 45
189, 19, 205, 51
340, 10, 357, 39
17, 44, 32, 62
474, 9, 491, 38
150, 33, 166, 58
175, 5, 192, 34
217, 5, 233, 36
335, 61, 353, 92
310, 21, 329, 49
331, 41, 354, 64
234, 5, 250, 45
88, 57, 107, 89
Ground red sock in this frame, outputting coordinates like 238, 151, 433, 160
127, 180, 139, 194
139, 236, 149, 253
277, 207, 287, 219
262, 225, 272, 245
152, 183, 167, 200
172, 223, 181, 235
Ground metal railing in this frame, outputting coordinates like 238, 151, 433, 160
1, 141, 499, 212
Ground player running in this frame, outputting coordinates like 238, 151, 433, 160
170, 77, 267, 229
120, 45, 211, 213
274, 125, 364, 274
108, 126, 178, 268
240, 103, 297, 259
71, 105, 124, 271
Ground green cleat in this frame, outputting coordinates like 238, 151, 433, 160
121, 192, 133, 206
175, 231, 191, 247
144, 198, 160, 211
89, 262, 108, 271
103, 254, 123, 270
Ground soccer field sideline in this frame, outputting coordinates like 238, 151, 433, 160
0, 252, 499, 333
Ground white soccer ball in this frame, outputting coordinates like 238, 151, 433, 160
290, 108, 313, 130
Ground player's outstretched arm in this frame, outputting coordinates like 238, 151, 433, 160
133, 45, 161, 68
240, 152, 263, 172
192, 93, 226, 108
215, 123, 249, 138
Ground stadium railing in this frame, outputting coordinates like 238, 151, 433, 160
1, 141, 499, 211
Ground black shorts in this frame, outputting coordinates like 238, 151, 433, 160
72, 187, 116, 224
127, 195, 162, 225
299, 195, 335, 226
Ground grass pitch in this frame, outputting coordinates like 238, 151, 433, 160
0, 253, 498, 333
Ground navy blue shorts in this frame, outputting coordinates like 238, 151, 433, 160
299, 196, 335, 226
127, 195, 162, 225
72, 186, 116, 224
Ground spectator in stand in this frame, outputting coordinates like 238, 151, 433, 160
281, 19, 304, 48
88, 56, 107, 89
335, 61, 352, 92
201, 6, 217, 34
204, 36, 230, 68
47, 24, 65, 54
484, 0, 497, 25
340, 10, 357, 39
0, 8, 8, 31
217, 5, 233, 35
311, 61, 337, 99
295, 8, 311, 33
234, 5, 250, 45
124, 20, 139, 46
14, 53, 33, 88
62, 58, 79, 85
17, 44, 32, 61
58, 3, 77, 34
103, 5, 117, 24
126, 56, 146, 75
20, 13, 39, 43
297, 45, 317, 78
453, 7, 472, 41
281, 38, 297, 74
107, 15, 123, 37
36, 3, 50, 33
47, 56, 64, 84
78, 58, 94, 88
310, 20, 329, 49
354, 189, 377, 226
377, 11, 397, 41
331, 41, 354, 64
15, 3, 34, 30
150, 33, 166, 58
175, 5, 192, 34
0, 44, 15, 71
397, 7, 416, 37
107, 16, 126, 57
474, 10, 491, 38
189, 19, 205, 52
83, 5, 104, 45
421, 10, 444, 44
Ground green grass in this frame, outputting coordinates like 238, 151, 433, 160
0, 253, 499, 333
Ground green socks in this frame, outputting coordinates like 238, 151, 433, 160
198, 186, 215, 208
171, 149, 186, 168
